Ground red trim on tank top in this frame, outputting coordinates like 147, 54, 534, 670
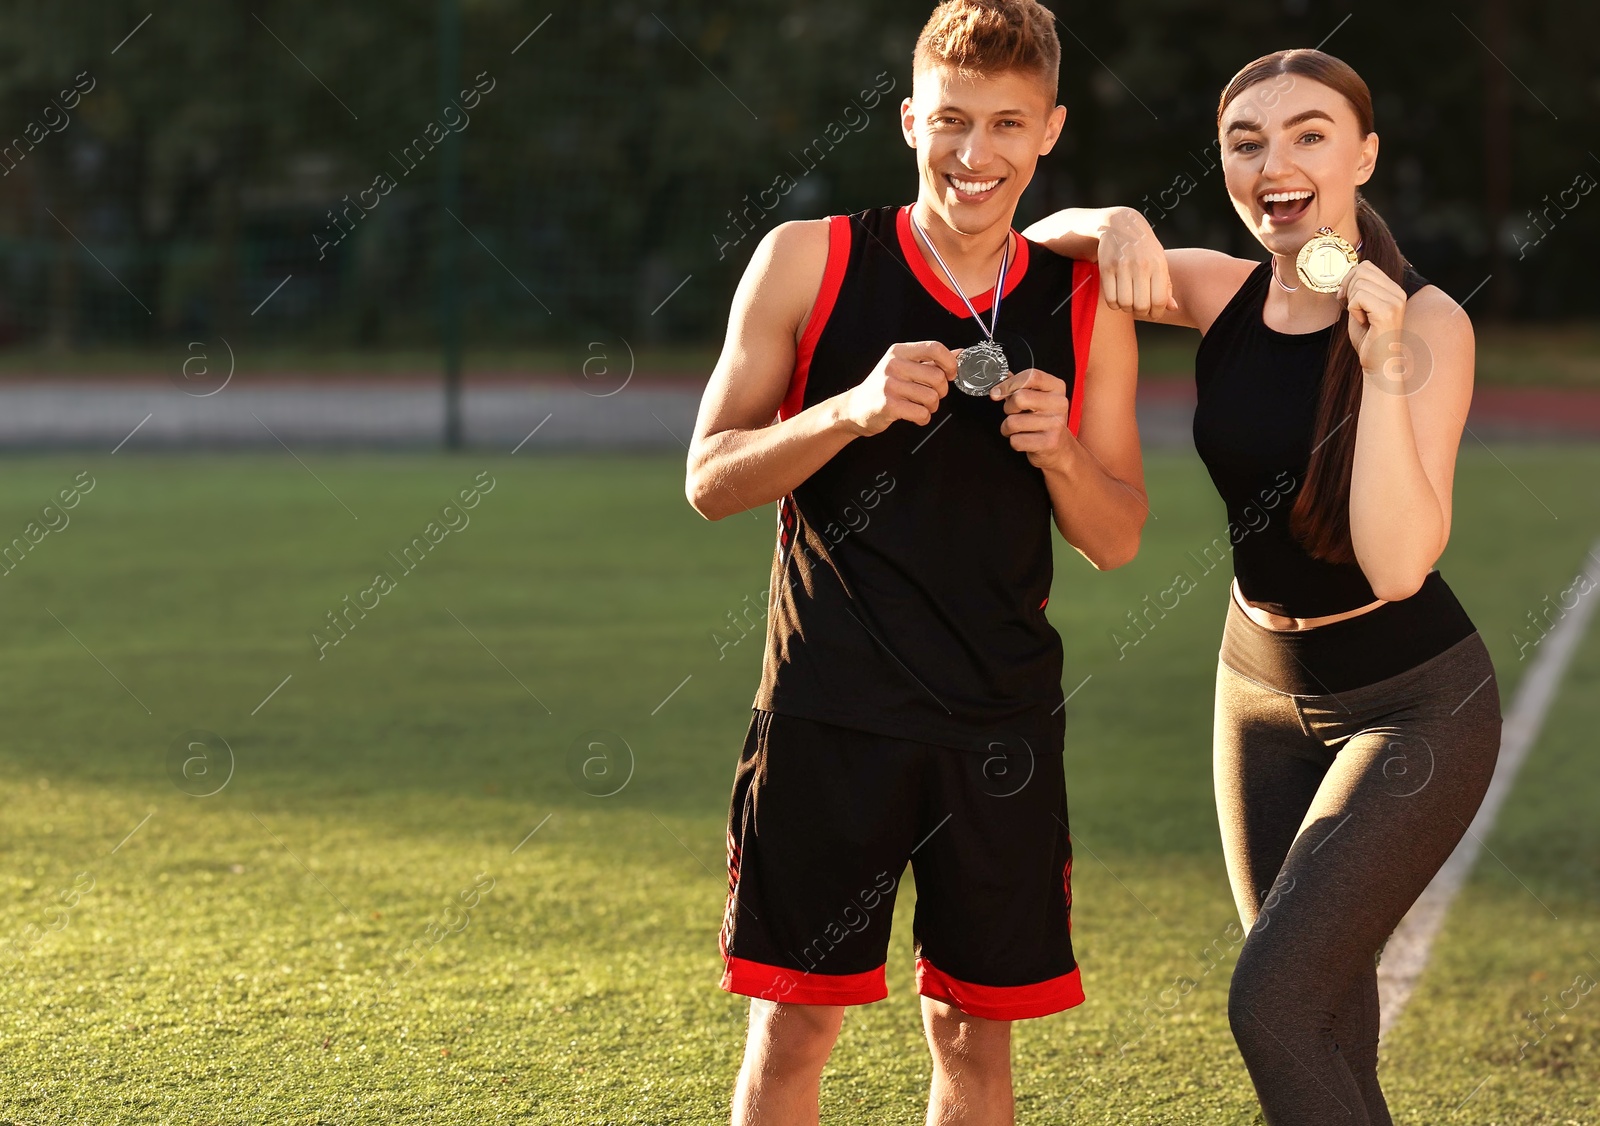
779, 214, 852, 422
1067, 259, 1098, 438
894, 204, 1029, 318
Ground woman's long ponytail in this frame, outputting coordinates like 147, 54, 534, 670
1289, 193, 1409, 564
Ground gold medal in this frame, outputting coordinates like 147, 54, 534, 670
1295, 226, 1359, 293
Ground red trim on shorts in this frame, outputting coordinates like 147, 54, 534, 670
779, 215, 852, 422
1067, 259, 1098, 438
894, 205, 1029, 319
721, 955, 888, 1006
916, 958, 1084, 1021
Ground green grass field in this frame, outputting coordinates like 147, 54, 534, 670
0, 446, 1596, 1125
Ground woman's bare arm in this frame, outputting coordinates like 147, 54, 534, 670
1346, 276, 1475, 600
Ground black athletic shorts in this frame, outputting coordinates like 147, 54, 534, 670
718, 708, 1081, 1021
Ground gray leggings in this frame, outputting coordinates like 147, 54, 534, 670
1215, 611, 1501, 1125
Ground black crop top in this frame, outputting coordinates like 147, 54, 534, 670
1192, 260, 1430, 618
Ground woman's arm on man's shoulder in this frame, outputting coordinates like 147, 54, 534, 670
1023, 207, 1257, 333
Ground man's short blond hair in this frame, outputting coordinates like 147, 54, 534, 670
913, 0, 1061, 101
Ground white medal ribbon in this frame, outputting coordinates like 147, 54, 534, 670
908, 209, 1011, 343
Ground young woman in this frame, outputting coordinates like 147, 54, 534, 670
1025, 50, 1501, 1125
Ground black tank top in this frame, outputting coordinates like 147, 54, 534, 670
1194, 260, 1434, 618
755, 204, 1100, 753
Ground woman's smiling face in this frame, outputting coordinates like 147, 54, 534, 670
1219, 73, 1379, 257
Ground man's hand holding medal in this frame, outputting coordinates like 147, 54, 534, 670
986, 364, 1073, 470
838, 341, 956, 436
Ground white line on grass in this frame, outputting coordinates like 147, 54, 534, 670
1377, 536, 1600, 1039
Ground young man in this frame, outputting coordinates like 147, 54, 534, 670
685, 2, 1144, 1122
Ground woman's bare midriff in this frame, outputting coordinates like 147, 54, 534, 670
1231, 578, 1387, 632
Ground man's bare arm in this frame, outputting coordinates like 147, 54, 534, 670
686, 221, 957, 520
1043, 301, 1146, 568
987, 298, 1145, 569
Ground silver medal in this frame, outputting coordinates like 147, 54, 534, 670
908, 209, 1015, 398
956, 340, 1009, 396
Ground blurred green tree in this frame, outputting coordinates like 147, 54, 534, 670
0, 0, 1587, 353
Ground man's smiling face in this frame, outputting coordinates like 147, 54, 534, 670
902, 63, 1065, 236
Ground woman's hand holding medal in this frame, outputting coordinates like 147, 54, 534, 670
1337, 261, 1408, 377
1294, 226, 1408, 379
838, 340, 957, 436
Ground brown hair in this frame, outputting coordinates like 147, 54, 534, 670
1218, 49, 1411, 565
914, 0, 1061, 100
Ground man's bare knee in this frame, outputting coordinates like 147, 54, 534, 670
922, 998, 1011, 1067
747, 1000, 844, 1067
733, 1002, 845, 1125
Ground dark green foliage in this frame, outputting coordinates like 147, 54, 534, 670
0, 0, 1590, 353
